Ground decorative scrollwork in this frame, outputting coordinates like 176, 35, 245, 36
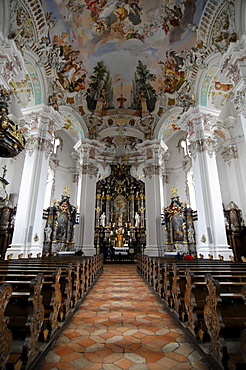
172, 264, 181, 317
204, 273, 224, 366
184, 268, 197, 335
0, 284, 13, 369
49, 268, 62, 334
22, 273, 45, 366
163, 261, 170, 303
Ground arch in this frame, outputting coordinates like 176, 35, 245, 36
156, 108, 183, 141
59, 109, 86, 141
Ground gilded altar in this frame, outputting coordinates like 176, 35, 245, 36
94, 164, 146, 258
162, 188, 197, 255
43, 188, 77, 253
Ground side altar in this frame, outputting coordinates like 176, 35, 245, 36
0, 167, 16, 259
43, 187, 77, 253
162, 187, 197, 256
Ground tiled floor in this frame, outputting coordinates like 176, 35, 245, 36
39, 264, 210, 369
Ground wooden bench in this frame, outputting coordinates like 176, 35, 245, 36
137, 255, 246, 370
3, 273, 45, 370
203, 274, 246, 369
0, 283, 13, 369
0, 253, 104, 370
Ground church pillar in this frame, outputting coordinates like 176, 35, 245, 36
138, 140, 168, 256
185, 108, 230, 259
9, 105, 60, 258
74, 139, 104, 256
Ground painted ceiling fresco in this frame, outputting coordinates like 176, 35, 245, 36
41, 0, 208, 105
8, 0, 238, 149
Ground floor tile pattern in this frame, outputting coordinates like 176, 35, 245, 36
39, 264, 210, 369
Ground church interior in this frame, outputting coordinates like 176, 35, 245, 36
1, 0, 246, 369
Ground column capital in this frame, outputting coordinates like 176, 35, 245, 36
231, 83, 246, 118
189, 136, 217, 160
136, 139, 168, 167
79, 163, 99, 179
0, 35, 24, 86
182, 106, 220, 138
74, 138, 105, 169
20, 104, 64, 135
143, 164, 163, 179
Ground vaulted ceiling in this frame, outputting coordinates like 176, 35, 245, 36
5, 0, 239, 155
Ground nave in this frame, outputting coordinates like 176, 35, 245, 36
39, 264, 210, 370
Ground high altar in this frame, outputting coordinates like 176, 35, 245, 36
94, 164, 146, 258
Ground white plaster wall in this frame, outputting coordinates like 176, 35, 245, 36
0, 152, 25, 206
52, 130, 77, 204
216, 155, 231, 208
165, 131, 189, 204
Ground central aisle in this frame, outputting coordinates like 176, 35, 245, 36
40, 264, 210, 369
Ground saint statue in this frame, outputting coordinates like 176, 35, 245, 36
44, 224, 52, 242
100, 212, 106, 227
135, 212, 140, 228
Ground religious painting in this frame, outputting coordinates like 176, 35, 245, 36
56, 211, 68, 242
172, 212, 185, 242
113, 194, 128, 223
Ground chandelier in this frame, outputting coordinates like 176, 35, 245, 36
0, 86, 25, 157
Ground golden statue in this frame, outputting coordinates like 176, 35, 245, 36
171, 186, 178, 197
117, 228, 123, 247
63, 185, 70, 197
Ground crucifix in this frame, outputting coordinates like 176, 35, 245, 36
2, 165, 7, 179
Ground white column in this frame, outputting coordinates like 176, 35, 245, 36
138, 140, 168, 256
74, 139, 104, 256
77, 166, 98, 256
187, 110, 230, 259
144, 168, 162, 256
9, 106, 60, 258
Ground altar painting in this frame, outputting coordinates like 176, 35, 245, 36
113, 194, 128, 222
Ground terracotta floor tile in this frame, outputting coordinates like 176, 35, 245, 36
59, 352, 83, 362
94, 347, 113, 358
53, 346, 74, 357
103, 352, 124, 363
165, 351, 190, 362
39, 264, 209, 370
145, 352, 165, 363
83, 352, 103, 363
64, 331, 81, 339
67, 342, 85, 352
115, 357, 136, 369
78, 338, 96, 347
134, 348, 155, 358
145, 364, 168, 370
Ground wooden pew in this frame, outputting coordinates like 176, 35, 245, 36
203, 274, 246, 369
137, 255, 246, 369
0, 283, 13, 369
4, 273, 45, 370
0, 253, 103, 370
